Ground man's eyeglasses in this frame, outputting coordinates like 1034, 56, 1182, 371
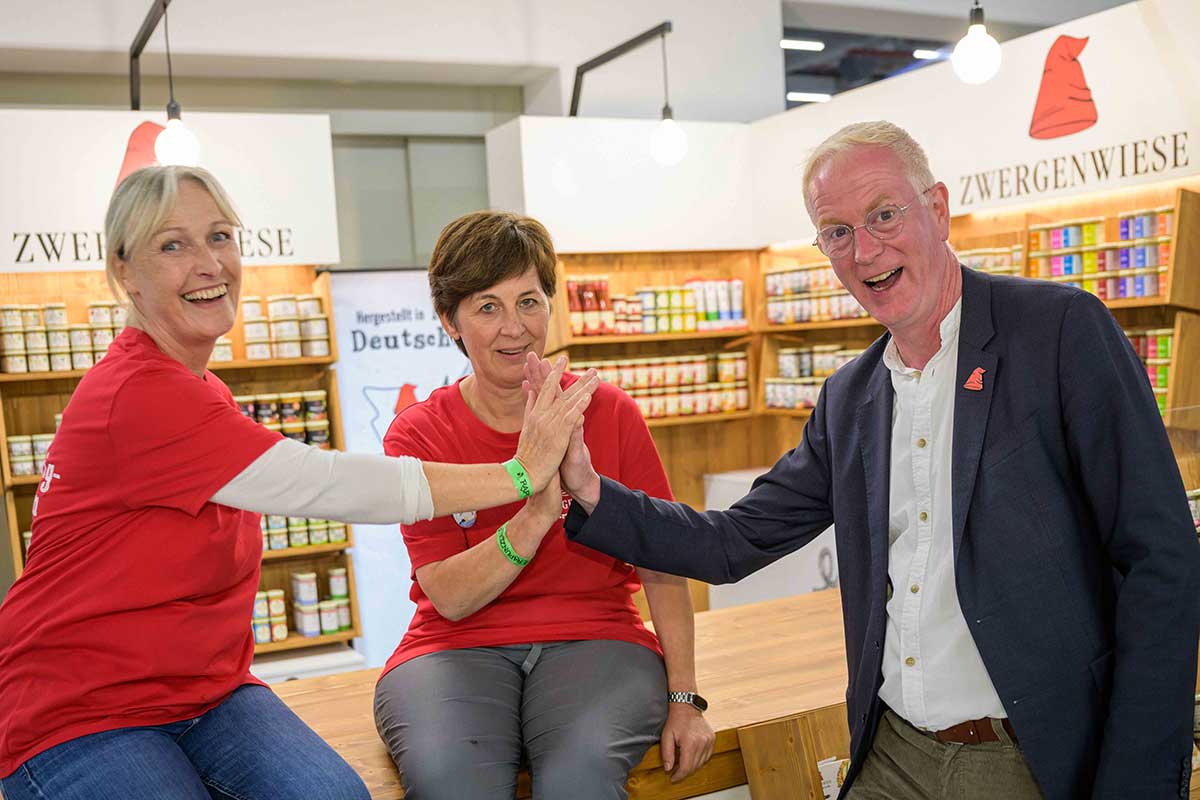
813, 186, 936, 258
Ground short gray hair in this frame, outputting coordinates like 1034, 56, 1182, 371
802, 121, 935, 217
104, 166, 242, 303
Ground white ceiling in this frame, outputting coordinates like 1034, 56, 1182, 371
784, 0, 1129, 27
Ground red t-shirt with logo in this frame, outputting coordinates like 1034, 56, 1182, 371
0, 328, 281, 777
379, 376, 668, 677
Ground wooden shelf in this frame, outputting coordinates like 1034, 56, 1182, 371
262, 542, 350, 561
760, 318, 882, 333
565, 329, 751, 346
8, 475, 39, 487
1102, 296, 1176, 310
254, 629, 357, 655
761, 408, 815, 418
645, 410, 754, 428
209, 356, 336, 371
0, 355, 337, 384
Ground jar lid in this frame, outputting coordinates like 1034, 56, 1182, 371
1, 304, 20, 310
245, 337, 271, 344
26, 348, 49, 356
274, 336, 302, 343
300, 314, 327, 321
7, 434, 32, 443
297, 294, 318, 301
263, 423, 282, 431
256, 393, 281, 401
69, 324, 90, 331
11, 455, 33, 463
233, 394, 256, 403
49, 347, 70, 354
282, 422, 306, 431
305, 420, 330, 430
735, 381, 749, 387
328, 567, 346, 575
319, 600, 338, 609
266, 588, 285, 596
301, 336, 328, 342
267, 294, 297, 301
301, 390, 327, 399
255, 591, 267, 598
293, 571, 317, 580
42, 302, 66, 309
294, 602, 319, 610
278, 392, 303, 400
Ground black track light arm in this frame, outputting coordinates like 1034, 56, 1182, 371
569, 21, 672, 117
129, 0, 174, 111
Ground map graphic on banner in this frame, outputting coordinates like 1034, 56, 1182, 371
330, 269, 471, 666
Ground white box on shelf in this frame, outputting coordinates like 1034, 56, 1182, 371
703, 467, 838, 610
250, 643, 366, 684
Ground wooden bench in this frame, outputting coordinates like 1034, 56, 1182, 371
275, 589, 852, 799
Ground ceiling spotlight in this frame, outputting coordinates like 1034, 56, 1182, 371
780, 39, 826, 52
786, 91, 832, 103
952, 1, 1002, 84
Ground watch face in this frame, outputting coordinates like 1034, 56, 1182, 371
692, 693, 709, 712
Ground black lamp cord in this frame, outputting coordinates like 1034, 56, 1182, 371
163, 0, 180, 119
660, 33, 673, 120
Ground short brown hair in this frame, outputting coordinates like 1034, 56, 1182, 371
428, 211, 558, 355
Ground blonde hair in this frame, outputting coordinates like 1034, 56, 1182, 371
801, 121, 935, 217
104, 166, 242, 303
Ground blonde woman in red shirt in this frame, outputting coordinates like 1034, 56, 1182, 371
0, 166, 596, 800
374, 211, 715, 799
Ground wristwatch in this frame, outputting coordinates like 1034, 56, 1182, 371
667, 691, 708, 713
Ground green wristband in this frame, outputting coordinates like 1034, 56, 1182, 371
503, 457, 533, 499
496, 523, 530, 567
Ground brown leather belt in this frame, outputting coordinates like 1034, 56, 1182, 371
930, 716, 1017, 745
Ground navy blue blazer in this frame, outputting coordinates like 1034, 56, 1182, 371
565, 267, 1200, 799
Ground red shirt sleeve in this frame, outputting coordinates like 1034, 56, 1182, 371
107, 365, 282, 516
384, 412, 474, 572
613, 389, 674, 501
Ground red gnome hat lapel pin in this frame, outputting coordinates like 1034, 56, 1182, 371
964, 367, 986, 392
1030, 35, 1098, 140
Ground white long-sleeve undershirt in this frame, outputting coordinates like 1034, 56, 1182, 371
210, 438, 435, 525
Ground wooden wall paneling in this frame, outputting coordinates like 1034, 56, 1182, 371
1167, 311, 1200, 431
324, 368, 347, 452
1169, 429, 1200, 492
2, 491, 19, 591
1171, 189, 1200, 311
737, 716, 814, 800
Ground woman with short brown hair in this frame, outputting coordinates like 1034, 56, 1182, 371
374, 210, 715, 799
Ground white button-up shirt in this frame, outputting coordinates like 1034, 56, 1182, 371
876, 298, 1006, 731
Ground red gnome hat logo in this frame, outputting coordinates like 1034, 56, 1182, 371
115, 121, 165, 187
1029, 35, 1098, 140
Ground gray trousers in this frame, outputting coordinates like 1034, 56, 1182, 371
374, 640, 668, 800
849, 709, 1044, 799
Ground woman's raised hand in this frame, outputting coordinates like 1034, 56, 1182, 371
514, 354, 599, 493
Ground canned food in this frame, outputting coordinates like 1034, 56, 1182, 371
267, 589, 286, 616
244, 320, 270, 340
282, 421, 307, 443
23, 327, 47, 350
70, 351, 92, 370
1, 306, 23, 328
305, 419, 331, 448
294, 603, 321, 637
253, 619, 272, 644
300, 315, 329, 339
256, 394, 281, 424
210, 338, 233, 362
253, 592, 269, 619
336, 599, 352, 631
42, 303, 68, 327
319, 600, 340, 634
273, 338, 302, 360
329, 567, 349, 598
301, 337, 330, 358
297, 294, 323, 317
7, 435, 33, 458
26, 350, 49, 373
270, 317, 301, 340
268, 531, 289, 550
246, 338, 272, 360
291, 572, 319, 605
328, 524, 348, 544
270, 616, 289, 642
241, 296, 264, 320
87, 303, 112, 327
267, 294, 298, 318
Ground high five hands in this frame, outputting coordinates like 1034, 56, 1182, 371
523, 353, 602, 513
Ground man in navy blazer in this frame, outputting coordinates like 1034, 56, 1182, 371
541, 122, 1200, 798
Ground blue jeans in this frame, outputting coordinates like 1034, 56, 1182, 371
0, 684, 369, 800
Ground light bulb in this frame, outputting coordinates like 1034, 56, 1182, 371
154, 118, 201, 166
652, 118, 688, 166
951, 23, 1002, 84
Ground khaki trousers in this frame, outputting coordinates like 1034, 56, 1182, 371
848, 709, 1044, 800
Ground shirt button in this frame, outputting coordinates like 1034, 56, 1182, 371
910, 584, 920, 594
905, 656, 916, 667
916, 438, 927, 448
919, 511, 929, 522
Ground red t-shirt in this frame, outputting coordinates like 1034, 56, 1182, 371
0, 328, 281, 777
379, 376, 668, 678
